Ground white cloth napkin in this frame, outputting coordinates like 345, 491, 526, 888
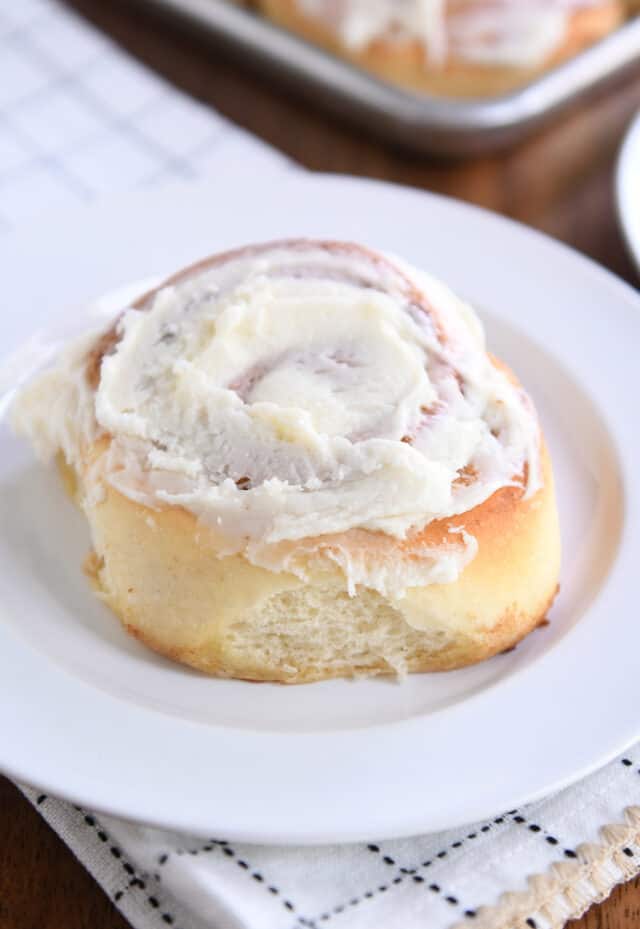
20, 763, 640, 929
4, 2, 640, 928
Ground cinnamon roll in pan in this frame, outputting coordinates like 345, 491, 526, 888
256, 0, 624, 98
12, 241, 560, 683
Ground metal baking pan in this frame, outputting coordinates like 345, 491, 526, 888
127, 0, 640, 155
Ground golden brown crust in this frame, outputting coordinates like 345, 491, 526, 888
256, 0, 624, 98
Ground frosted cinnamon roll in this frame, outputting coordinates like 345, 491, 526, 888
255, 0, 624, 97
12, 240, 560, 682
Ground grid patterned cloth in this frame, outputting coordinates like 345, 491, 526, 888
20, 763, 640, 929
0, 0, 287, 230
4, 2, 640, 929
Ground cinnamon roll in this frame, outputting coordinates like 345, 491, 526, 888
255, 0, 624, 97
12, 240, 560, 683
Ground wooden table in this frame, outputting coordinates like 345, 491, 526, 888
2, 2, 639, 926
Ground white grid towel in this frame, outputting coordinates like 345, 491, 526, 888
4, 2, 640, 928
0, 0, 287, 229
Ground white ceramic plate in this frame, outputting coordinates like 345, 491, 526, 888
617, 109, 640, 274
1, 174, 638, 845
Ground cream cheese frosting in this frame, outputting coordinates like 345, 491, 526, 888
11, 241, 541, 597
298, 0, 605, 68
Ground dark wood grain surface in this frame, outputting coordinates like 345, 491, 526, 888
2, 1, 639, 926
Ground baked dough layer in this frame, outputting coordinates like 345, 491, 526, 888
70, 433, 559, 683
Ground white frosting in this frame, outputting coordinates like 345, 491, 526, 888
10, 330, 100, 471
11, 242, 541, 597
298, 0, 603, 68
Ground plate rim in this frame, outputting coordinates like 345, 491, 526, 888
616, 108, 640, 276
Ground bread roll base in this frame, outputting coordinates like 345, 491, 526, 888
67, 432, 560, 684
256, 0, 623, 98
